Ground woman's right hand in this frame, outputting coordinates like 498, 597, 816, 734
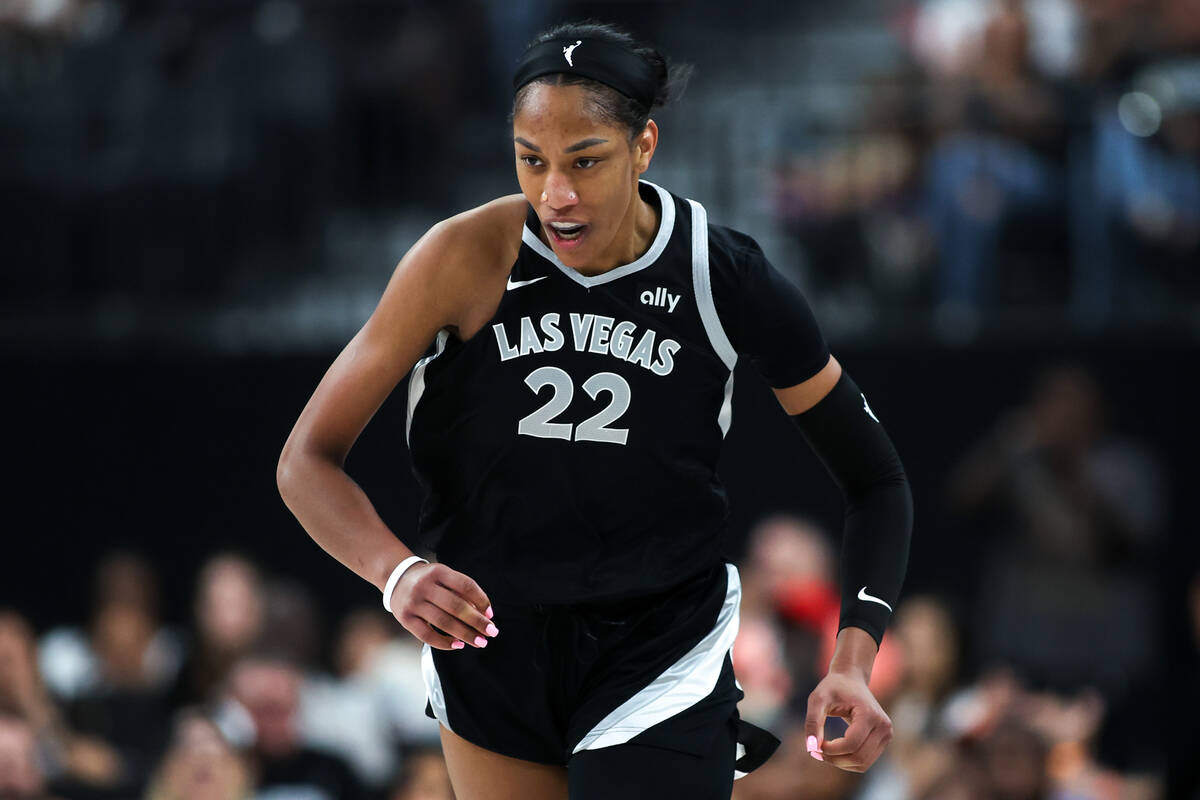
390, 562, 498, 651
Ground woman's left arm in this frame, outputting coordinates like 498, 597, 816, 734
710, 229, 911, 771
774, 355, 913, 772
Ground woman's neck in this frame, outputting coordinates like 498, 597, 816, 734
573, 183, 659, 277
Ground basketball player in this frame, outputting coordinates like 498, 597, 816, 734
277, 21, 912, 800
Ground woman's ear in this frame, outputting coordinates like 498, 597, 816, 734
634, 120, 658, 174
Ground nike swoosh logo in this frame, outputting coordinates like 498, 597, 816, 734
857, 586, 893, 612
861, 393, 879, 423
507, 275, 549, 290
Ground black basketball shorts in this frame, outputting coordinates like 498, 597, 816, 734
421, 561, 779, 790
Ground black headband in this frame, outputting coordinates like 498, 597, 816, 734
512, 38, 657, 109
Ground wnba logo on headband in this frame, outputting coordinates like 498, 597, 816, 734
563, 40, 582, 67
513, 37, 658, 108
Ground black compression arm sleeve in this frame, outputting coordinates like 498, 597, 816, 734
789, 371, 913, 646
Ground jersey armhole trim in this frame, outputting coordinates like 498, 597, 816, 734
687, 198, 737, 371
406, 329, 450, 445
688, 198, 736, 438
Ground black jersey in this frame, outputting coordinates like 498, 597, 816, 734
406, 180, 829, 603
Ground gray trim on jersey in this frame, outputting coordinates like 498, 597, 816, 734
405, 329, 449, 445
718, 372, 735, 437
687, 197, 737, 437
420, 643, 453, 734
687, 198, 736, 369
520, 180, 677, 288
571, 563, 742, 754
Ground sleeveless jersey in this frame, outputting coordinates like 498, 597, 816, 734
406, 179, 830, 603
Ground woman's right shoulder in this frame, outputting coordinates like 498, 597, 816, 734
389, 194, 529, 337
415, 193, 529, 280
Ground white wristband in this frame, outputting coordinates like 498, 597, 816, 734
382, 556, 429, 614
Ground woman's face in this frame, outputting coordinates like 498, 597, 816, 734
512, 83, 656, 270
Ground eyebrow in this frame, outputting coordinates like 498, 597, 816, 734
514, 137, 609, 154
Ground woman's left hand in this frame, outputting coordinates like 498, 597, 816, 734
804, 667, 893, 773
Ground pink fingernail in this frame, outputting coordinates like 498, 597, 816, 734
809, 751, 824, 762
451, 641, 465, 650
806, 735, 819, 752
486, 606, 493, 619
474, 636, 488, 647
486, 623, 499, 637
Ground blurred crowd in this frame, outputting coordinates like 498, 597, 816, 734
0, 363, 1189, 799
1, 551, 452, 800
3, 0, 1197, 339
771, 0, 1200, 333
0, 0, 504, 305
732, 361, 1184, 799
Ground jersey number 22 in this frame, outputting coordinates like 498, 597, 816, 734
517, 366, 630, 445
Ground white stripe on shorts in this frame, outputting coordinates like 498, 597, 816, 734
571, 563, 742, 754
421, 641, 453, 734
734, 742, 749, 780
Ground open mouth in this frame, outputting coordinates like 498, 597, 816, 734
546, 221, 588, 248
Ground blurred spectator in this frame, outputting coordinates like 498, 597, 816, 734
734, 514, 833, 727
966, 673, 1160, 800
920, 0, 1069, 326
386, 745, 453, 800
867, 660, 1162, 800
0, 707, 57, 800
772, 131, 927, 308
301, 609, 438, 790
171, 555, 265, 710
1021, 687, 1120, 799
731, 515, 903, 800
30, 553, 177, 793
144, 709, 250, 800
0, 610, 128, 796
770, 65, 931, 316
734, 514, 907, 729
943, 363, 1164, 777
977, 717, 1048, 800
1, 612, 68, 745
220, 655, 363, 800
914, 757, 989, 800
1071, 57, 1200, 326
891, 598, 961, 731
40, 551, 182, 700
259, 579, 322, 671
911, 0, 1082, 81
62, 597, 174, 794
857, 595, 966, 800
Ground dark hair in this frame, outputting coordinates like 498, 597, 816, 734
510, 20, 693, 141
